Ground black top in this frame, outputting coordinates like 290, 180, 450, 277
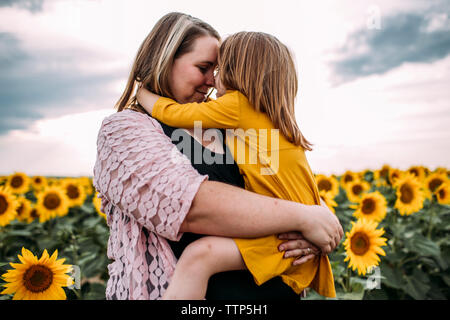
157, 119, 299, 300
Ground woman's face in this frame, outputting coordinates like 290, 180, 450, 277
169, 36, 219, 103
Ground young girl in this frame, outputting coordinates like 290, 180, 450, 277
137, 31, 336, 299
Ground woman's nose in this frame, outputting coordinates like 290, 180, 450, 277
205, 70, 215, 87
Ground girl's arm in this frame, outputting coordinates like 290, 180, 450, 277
136, 87, 240, 129
182, 180, 343, 255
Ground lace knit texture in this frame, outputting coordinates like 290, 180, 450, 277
93, 110, 208, 300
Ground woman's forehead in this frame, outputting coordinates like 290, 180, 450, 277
188, 36, 219, 62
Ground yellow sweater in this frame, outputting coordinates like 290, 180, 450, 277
152, 90, 336, 297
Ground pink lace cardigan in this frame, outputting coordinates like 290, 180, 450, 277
93, 109, 208, 300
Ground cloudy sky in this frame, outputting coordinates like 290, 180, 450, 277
0, 0, 449, 176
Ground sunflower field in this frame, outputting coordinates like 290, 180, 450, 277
0, 165, 449, 300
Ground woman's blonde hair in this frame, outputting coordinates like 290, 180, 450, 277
218, 32, 312, 150
116, 12, 220, 112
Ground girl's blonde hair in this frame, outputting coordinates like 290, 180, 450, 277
218, 32, 312, 150
116, 12, 220, 112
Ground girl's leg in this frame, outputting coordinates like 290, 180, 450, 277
162, 236, 245, 300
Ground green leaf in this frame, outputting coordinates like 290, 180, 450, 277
83, 217, 101, 229
380, 263, 405, 289
4, 229, 32, 237
338, 290, 365, 300
404, 276, 430, 300
363, 288, 389, 300
83, 282, 106, 300
405, 234, 440, 258
442, 274, 450, 287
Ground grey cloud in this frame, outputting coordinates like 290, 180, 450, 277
330, 8, 450, 85
0, 32, 127, 135
0, 0, 44, 12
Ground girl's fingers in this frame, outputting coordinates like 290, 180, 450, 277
293, 254, 315, 266
283, 248, 307, 258
278, 239, 309, 252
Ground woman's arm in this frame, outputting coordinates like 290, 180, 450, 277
182, 180, 343, 254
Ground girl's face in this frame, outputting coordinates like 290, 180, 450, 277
169, 36, 219, 103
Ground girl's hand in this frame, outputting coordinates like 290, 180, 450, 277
278, 232, 321, 265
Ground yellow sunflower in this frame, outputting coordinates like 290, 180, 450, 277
353, 191, 387, 222
36, 186, 70, 222
93, 192, 106, 220
319, 190, 338, 214
1, 247, 73, 300
15, 197, 32, 223
46, 178, 60, 186
315, 174, 340, 198
345, 180, 371, 203
340, 170, 359, 189
434, 167, 447, 174
343, 218, 387, 276
27, 206, 40, 223
388, 168, 403, 185
0, 186, 19, 227
423, 172, 448, 200
6, 172, 30, 195
31, 176, 47, 191
407, 165, 426, 182
374, 164, 391, 182
436, 182, 450, 205
394, 173, 424, 216
357, 169, 372, 181
60, 179, 86, 208
79, 177, 94, 196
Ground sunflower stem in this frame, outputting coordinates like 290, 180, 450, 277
345, 268, 352, 292
427, 201, 435, 239
71, 287, 82, 300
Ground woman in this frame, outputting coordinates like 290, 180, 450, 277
93, 12, 343, 300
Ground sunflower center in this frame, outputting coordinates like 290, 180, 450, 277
409, 169, 419, 177
361, 198, 376, 215
344, 175, 353, 183
429, 178, 443, 193
11, 176, 24, 188
438, 188, 446, 200
318, 179, 332, 192
400, 184, 414, 204
66, 185, 80, 199
17, 202, 24, 216
380, 168, 389, 179
34, 177, 42, 184
30, 208, 38, 218
350, 232, 370, 256
43, 193, 61, 210
0, 195, 7, 215
391, 172, 399, 182
23, 265, 53, 293
352, 184, 363, 196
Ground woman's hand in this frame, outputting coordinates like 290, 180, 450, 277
295, 202, 344, 255
136, 86, 161, 114
278, 232, 321, 265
